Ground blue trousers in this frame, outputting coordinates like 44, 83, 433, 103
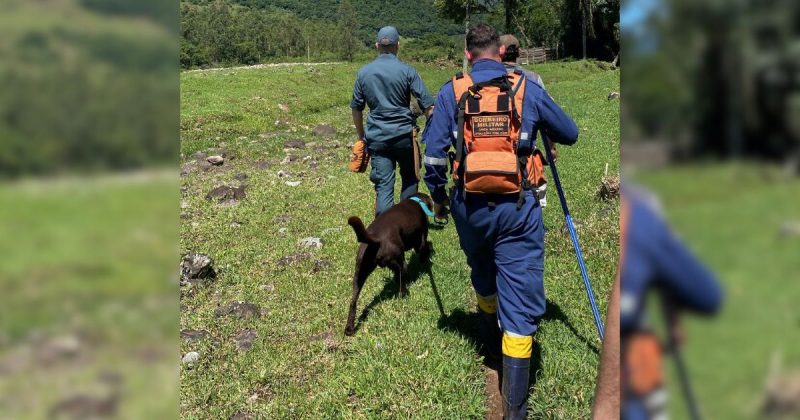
451, 188, 546, 337
368, 135, 418, 215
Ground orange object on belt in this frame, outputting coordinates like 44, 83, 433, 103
349, 139, 370, 173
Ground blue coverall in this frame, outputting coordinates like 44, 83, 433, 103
422, 59, 579, 351
620, 186, 723, 420
351, 53, 434, 214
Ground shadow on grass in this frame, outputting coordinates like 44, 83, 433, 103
352, 251, 431, 334
429, 271, 599, 394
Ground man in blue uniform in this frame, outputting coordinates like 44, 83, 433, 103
422, 24, 579, 419
351, 26, 435, 215
620, 185, 723, 420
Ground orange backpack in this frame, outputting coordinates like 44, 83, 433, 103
451, 71, 545, 206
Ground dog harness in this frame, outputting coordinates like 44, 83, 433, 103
409, 196, 435, 217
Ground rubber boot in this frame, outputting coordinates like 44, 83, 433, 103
478, 310, 502, 362
502, 355, 530, 420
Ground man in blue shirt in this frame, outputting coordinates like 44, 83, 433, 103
620, 185, 723, 420
422, 24, 579, 419
351, 26, 435, 215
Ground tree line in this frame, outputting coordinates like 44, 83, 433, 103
181, 0, 620, 69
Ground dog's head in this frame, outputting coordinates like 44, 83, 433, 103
410, 192, 433, 211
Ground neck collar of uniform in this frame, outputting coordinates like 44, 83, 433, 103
471, 58, 505, 72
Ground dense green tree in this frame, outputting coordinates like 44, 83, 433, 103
337, 0, 361, 61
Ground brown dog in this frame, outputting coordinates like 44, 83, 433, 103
344, 192, 434, 336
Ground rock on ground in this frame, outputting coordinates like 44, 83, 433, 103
299, 237, 323, 249
180, 253, 216, 284
234, 329, 258, 352
182, 351, 200, 365
598, 175, 620, 200
205, 185, 247, 203
284, 140, 306, 149
214, 301, 265, 319
180, 329, 209, 343
312, 124, 336, 138
207, 155, 224, 166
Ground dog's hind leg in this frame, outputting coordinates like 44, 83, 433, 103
417, 237, 433, 264
345, 244, 376, 336
391, 259, 409, 297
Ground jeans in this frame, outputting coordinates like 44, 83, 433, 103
368, 135, 418, 215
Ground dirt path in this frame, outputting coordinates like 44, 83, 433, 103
183, 61, 344, 74
484, 366, 503, 420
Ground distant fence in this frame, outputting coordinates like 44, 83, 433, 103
518, 47, 557, 64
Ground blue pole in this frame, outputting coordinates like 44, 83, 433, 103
541, 135, 605, 340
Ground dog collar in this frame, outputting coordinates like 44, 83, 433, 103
409, 196, 435, 218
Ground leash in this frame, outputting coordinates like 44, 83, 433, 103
542, 134, 605, 340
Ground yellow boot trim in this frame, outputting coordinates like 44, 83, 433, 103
502, 333, 533, 358
476, 293, 497, 314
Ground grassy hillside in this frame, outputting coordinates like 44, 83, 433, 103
0, 0, 177, 178
179, 60, 619, 418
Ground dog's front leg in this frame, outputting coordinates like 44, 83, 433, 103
394, 260, 409, 297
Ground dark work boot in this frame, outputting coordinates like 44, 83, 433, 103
478, 310, 502, 363
502, 355, 530, 420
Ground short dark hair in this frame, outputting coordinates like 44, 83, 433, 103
466, 24, 500, 56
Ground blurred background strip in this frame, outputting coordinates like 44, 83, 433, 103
0, 0, 178, 418
622, 0, 800, 418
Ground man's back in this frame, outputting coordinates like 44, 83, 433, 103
351, 54, 432, 145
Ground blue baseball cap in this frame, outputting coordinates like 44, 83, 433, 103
376, 26, 400, 46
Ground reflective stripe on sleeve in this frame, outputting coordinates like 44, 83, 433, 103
423, 156, 448, 166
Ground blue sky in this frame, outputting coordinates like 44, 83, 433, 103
621, 0, 663, 34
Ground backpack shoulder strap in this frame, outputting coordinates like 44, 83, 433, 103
452, 73, 473, 102
452, 73, 474, 173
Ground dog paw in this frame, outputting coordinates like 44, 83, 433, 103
344, 326, 355, 336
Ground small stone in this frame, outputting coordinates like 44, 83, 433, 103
312, 124, 336, 138
180, 329, 209, 343
180, 163, 194, 177
281, 155, 299, 165
608, 91, 620, 100
205, 185, 246, 203
286, 181, 301, 187
278, 228, 288, 235
779, 221, 800, 238
277, 252, 311, 266
215, 301, 264, 319
277, 170, 288, 178
230, 411, 255, 420
298, 237, 323, 249
182, 351, 200, 365
313, 260, 331, 273
207, 155, 224, 166
598, 175, 620, 200
180, 253, 216, 284
283, 140, 306, 149
234, 329, 258, 352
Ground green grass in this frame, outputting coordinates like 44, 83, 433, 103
636, 164, 800, 419
180, 60, 619, 418
0, 172, 177, 418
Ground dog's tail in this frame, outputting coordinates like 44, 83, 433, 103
348, 216, 378, 245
